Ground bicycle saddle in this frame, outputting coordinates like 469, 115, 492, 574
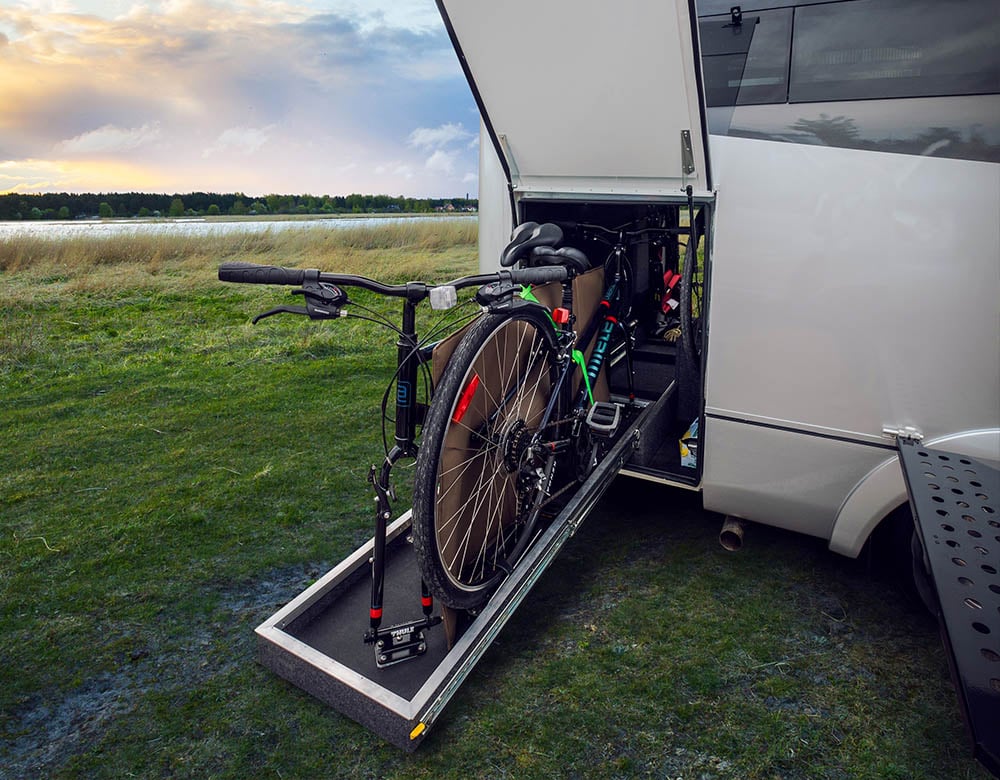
530, 245, 590, 274
500, 222, 563, 267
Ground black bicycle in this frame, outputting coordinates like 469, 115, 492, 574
219, 219, 681, 663
411, 220, 688, 610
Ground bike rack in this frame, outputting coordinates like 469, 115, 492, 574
255, 385, 672, 750
898, 439, 1000, 776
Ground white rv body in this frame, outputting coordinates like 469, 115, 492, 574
447, 0, 1000, 558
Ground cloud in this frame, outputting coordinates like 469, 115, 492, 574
424, 149, 457, 175
0, 1, 478, 196
55, 122, 162, 154
408, 122, 479, 184
408, 122, 473, 150
202, 125, 276, 158
0, 157, 161, 193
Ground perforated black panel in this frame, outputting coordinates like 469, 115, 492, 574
898, 439, 1000, 776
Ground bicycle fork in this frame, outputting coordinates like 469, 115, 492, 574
362, 298, 442, 668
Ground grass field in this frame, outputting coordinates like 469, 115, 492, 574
0, 220, 988, 778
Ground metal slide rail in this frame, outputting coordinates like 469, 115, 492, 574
898, 439, 1000, 776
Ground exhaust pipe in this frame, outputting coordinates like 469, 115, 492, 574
719, 516, 746, 552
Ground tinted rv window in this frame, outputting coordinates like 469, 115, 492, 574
789, 0, 1000, 102
699, 9, 792, 106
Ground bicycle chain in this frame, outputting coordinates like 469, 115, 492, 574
537, 478, 581, 511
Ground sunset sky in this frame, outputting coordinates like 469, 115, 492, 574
0, 0, 481, 197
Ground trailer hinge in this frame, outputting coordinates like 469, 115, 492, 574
680, 130, 695, 176
882, 425, 924, 443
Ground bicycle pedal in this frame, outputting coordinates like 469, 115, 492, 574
586, 402, 621, 439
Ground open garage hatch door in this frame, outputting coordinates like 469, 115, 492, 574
436, 0, 713, 198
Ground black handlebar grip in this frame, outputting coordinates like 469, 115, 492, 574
510, 266, 569, 285
218, 261, 306, 286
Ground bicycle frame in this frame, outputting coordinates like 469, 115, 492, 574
468, 252, 642, 558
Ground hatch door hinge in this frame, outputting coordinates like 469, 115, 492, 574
680, 130, 695, 176
882, 425, 924, 443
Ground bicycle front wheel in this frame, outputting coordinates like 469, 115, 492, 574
413, 306, 565, 610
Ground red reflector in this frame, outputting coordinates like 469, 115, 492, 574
553, 307, 570, 324
421, 596, 433, 608
370, 607, 383, 620
452, 373, 480, 424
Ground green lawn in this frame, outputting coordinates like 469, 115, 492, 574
0, 230, 988, 779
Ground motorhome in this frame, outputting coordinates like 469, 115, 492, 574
464, 0, 999, 765
254, 0, 998, 764
471, 0, 998, 553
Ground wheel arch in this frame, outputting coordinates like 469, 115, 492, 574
829, 428, 1000, 558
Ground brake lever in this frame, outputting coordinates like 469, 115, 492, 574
253, 281, 346, 324
252, 305, 309, 324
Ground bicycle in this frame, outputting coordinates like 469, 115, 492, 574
218, 219, 679, 664
412, 220, 687, 608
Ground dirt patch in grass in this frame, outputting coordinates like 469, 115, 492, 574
3, 562, 325, 778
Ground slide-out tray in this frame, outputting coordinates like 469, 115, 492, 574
255, 388, 669, 750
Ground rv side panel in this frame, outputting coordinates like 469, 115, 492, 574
705, 137, 999, 443
702, 135, 1000, 545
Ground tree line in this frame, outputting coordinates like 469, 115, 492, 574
0, 192, 478, 221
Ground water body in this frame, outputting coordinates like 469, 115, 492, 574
0, 214, 475, 241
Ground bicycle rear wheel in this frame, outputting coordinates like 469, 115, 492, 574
413, 306, 565, 610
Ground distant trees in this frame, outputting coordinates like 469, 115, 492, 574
0, 192, 478, 221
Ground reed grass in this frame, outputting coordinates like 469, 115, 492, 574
0, 218, 477, 273
0, 218, 478, 301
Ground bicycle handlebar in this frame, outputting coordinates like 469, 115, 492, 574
218, 261, 568, 298
559, 221, 681, 245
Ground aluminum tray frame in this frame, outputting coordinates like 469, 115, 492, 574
255, 387, 670, 750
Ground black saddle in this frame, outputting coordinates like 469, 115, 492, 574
500, 222, 589, 273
